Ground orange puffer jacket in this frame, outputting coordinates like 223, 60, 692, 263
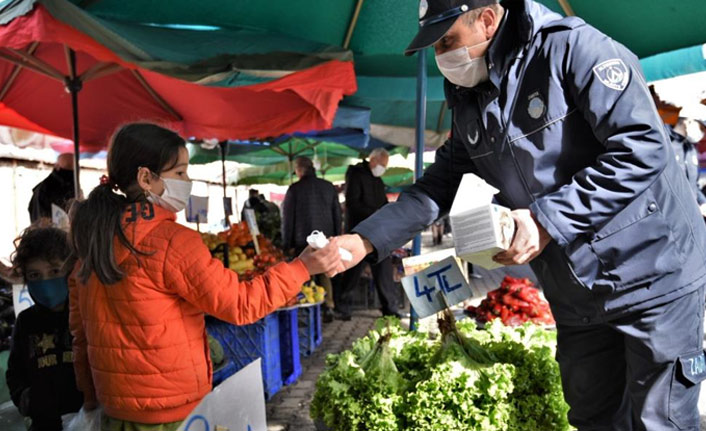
69, 202, 307, 424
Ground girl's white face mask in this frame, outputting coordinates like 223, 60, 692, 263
435, 40, 491, 88
148, 177, 193, 213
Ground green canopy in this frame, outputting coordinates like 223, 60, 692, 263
188, 139, 373, 166
236, 164, 420, 188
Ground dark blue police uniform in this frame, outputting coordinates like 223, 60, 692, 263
354, 0, 706, 429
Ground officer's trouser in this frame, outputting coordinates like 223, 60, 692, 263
556, 286, 705, 431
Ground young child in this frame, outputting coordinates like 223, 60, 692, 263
69, 123, 344, 430
6, 225, 83, 431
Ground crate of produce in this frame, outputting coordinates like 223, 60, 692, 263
278, 308, 302, 385
206, 314, 282, 399
298, 303, 323, 356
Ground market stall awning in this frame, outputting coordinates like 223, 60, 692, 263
69, 0, 706, 149
0, 1, 357, 152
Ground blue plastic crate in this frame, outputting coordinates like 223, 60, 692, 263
206, 314, 282, 399
278, 308, 302, 385
212, 359, 237, 387
298, 303, 323, 357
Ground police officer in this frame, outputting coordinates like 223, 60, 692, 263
331, 0, 706, 429
665, 107, 706, 217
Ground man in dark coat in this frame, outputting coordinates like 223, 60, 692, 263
27, 154, 75, 223
331, 1, 706, 428
335, 148, 402, 320
282, 156, 341, 319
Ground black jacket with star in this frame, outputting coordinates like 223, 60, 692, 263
6, 305, 83, 430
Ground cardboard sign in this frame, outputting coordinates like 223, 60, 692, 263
401, 257, 478, 319
243, 208, 260, 236
449, 174, 515, 269
402, 248, 460, 277
51, 204, 70, 230
186, 196, 209, 223
223, 197, 233, 217
13, 284, 33, 317
176, 359, 266, 431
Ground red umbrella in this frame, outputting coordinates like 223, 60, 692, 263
0, 5, 357, 194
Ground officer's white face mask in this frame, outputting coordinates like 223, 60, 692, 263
685, 120, 705, 144
435, 40, 491, 88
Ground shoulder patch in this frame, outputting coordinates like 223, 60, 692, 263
592, 59, 630, 91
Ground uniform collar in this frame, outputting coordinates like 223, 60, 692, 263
487, 6, 521, 89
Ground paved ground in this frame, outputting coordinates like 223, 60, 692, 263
266, 310, 381, 431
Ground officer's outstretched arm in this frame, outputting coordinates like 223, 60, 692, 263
529, 26, 669, 248
353, 137, 476, 261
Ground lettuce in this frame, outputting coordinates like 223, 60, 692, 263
311, 317, 573, 431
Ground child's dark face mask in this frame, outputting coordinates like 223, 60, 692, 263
25, 259, 68, 309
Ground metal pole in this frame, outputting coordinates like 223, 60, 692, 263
219, 141, 231, 226
410, 47, 428, 331
67, 49, 82, 198
288, 141, 294, 185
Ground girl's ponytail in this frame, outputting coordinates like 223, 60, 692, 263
71, 183, 129, 284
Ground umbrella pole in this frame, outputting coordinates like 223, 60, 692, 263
288, 141, 294, 185
219, 141, 231, 226
67, 49, 82, 198
410, 48, 428, 331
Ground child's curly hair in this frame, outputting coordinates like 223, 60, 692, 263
10, 221, 72, 279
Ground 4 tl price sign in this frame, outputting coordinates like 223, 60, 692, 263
401, 256, 479, 319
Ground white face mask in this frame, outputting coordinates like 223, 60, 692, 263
148, 177, 193, 213
435, 40, 491, 88
685, 120, 705, 144
371, 164, 386, 178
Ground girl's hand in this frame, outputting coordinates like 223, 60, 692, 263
297, 244, 345, 277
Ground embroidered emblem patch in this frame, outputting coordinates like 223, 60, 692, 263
592, 59, 630, 91
466, 129, 479, 146
527, 91, 546, 119
419, 0, 428, 19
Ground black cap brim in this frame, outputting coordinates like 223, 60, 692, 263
404, 16, 458, 56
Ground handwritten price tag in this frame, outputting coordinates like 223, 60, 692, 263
401, 256, 477, 319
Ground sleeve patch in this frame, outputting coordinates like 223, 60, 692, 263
592, 59, 630, 91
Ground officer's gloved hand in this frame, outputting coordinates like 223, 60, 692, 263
699, 203, 706, 218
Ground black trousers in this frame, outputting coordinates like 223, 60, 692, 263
335, 257, 400, 315
556, 286, 705, 431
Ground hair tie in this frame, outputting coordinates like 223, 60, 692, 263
100, 175, 119, 191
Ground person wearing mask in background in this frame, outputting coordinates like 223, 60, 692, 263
665, 105, 706, 217
69, 123, 344, 431
282, 156, 342, 322
329, 0, 706, 429
335, 148, 402, 321
6, 225, 83, 431
28, 153, 76, 223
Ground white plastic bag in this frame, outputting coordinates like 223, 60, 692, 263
65, 407, 102, 431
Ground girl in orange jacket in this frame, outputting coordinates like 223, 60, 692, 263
68, 123, 344, 430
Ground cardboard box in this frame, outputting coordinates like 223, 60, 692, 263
449, 174, 515, 270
